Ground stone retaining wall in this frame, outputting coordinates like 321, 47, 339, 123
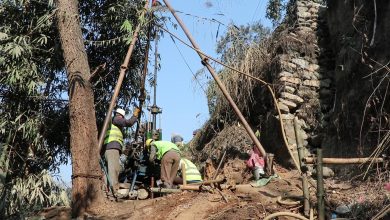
262, 0, 335, 166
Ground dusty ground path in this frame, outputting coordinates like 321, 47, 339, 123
36, 167, 389, 219
90, 168, 305, 219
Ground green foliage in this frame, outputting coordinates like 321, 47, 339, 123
5, 170, 69, 218
0, 0, 149, 217
80, 0, 146, 125
265, 0, 326, 26
266, 0, 284, 26
0, 0, 70, 217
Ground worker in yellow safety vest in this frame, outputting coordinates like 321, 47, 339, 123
146, 139, 181, 188
103, 107, 140, 194
174, 158, 203, 185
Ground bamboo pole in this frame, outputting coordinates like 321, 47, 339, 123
97, 0, 150, 154
179, 185, 201, 191
188, 178, 224, 185
150, 187, 182, 193
293, 117, 310, 217
304, 157, 384, 164
161, 0, 267, 157
316, 148, 325, 220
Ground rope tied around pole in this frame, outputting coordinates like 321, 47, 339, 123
71, 173, 102, 180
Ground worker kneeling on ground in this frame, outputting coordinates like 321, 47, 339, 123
246, 145, 265, 180
174, 158, 202, 185
103, 107, 140, 195
146, 139, 181, 188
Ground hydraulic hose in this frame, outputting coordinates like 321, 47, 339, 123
276, 195, 302, 206
264, 212, 309, 220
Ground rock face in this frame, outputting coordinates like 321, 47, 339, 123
262, 0, 334, 167
262, 0, 390, 164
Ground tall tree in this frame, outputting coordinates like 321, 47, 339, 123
56, 0, 103, 216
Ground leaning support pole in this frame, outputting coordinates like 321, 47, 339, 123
162, 0, 266, 157
293, 117, 310, 217
316, 148, 325, 220
150, 187, 182, 193
134, 21, 152, 140
97, 0, 149, 154
304, 157, 384, 164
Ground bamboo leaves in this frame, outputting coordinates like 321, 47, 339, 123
7, 170, 70, 215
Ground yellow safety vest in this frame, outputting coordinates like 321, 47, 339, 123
104, 124, 124, 146
153, 141, 180, 160
180, 158, 202, 182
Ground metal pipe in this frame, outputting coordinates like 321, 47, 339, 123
179, 185, 201, 190
188, 178, 224, 185
294, 117, 310, 217
153, 32, 158, 107
97, 0, 150, 154
304, 157, 384, 164
162, 0, 267, 157
150, 187, 182, 193
150, 176, 154, 199
130, 172, 138, 192
316, 148, 325, 220
152, 32, 159, 129
134, 21, 152, 140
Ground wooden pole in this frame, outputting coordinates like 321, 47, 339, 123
316, 148, 325, 220
304, 157, 384, 164
188, 178, 224, 185
294, 117, 310, 217
182, 163, 187, 186
179, 185, 201, 191
97, 0, 150, 154
150, 188, 182, 193
161, 0, 267, 157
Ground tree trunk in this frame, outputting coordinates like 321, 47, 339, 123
56, 0, 103, 217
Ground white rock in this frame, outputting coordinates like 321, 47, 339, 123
296, 26, 313, 33
297, 6, 308, 13
284, 86, 296, 93
292, 58, 308, 68
279, 76, 301, 85
276, 113, 295, 120
280, 92, 304, 103
277, 102, 290, 113
308, 64, 320, 72
279, 71, 293, 78
298, 11, 312, 18
279, 98, 297, 108
303, 80, 320, 88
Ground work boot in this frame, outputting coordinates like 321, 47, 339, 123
253, 166, 265, 180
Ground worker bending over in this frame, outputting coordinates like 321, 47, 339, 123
146, 139, 180, 188
174, 158, 202, 185
103, 107, 140, 195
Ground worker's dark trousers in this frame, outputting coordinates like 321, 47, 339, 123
105, 149, 120, 192
161, 150, 180, 188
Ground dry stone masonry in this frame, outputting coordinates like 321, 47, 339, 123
263, 0, 335, 166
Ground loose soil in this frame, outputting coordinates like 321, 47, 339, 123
36, 165, 389, 219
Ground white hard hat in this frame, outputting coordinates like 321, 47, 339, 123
115, 108, 126, 116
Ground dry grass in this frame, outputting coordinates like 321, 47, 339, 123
207, 40, 271, 122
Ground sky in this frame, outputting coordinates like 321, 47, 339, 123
58, 0, 272, 185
